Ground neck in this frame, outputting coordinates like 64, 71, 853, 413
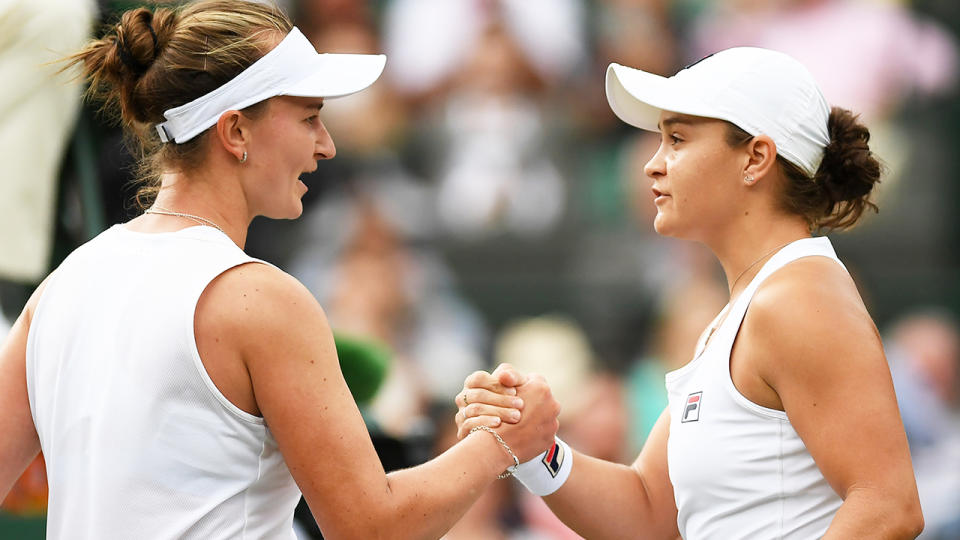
151, 167, 251, 249
707, 216, 811, 299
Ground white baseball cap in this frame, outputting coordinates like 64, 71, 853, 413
606, 47, 830, 177
156, 27, 386, 144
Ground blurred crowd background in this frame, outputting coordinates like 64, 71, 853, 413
2, 0, 960, 538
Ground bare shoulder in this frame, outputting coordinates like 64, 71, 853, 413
740, 259, 920, 523
742, 255, 882, 386
748, 255, 874, 341
197, 262, 329, 352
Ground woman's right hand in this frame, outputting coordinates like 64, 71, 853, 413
455, 364, 560, 462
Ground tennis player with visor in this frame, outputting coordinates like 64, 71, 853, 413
0, 1, 561, 538
457, 47, 924, 539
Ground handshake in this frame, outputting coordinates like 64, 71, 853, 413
453, 364, 572, 495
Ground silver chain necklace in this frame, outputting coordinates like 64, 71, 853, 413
145, 205, 225, 234
699, 239, 797, 354
727, 239, 796, 295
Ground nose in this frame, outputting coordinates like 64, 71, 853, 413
315, 119, 336, 160
643, 142, 666, 180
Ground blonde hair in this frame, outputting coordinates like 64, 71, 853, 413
63, 0, 292, 207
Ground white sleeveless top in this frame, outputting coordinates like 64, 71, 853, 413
665, 237, 845, 539
25, 224, 302, 539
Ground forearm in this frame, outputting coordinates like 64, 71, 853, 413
541, 451, 677, 540
372, 429, 516, 540
824, 488, 924, 539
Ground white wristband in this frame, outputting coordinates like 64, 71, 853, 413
513, 437, 573, 496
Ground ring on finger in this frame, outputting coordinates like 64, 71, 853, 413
463, 392, 470, 406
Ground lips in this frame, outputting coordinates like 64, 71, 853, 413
652, 187, 670, 198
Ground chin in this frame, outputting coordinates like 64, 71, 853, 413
284, 203, 304, 220
652, 214, 689, 240
293, 199, 305, 218
652, 214, 672, 236
264, 202, 304, 220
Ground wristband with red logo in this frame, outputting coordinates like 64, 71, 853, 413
513, 437, 573, 496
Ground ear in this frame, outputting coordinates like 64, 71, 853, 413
214, 110, 248, 163
743, 134, 778, 185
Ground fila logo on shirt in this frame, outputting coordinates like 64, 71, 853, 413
541, 440, 565, 477
682, 391, 703, 423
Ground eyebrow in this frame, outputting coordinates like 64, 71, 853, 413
305, 100, 324, 111
658, 115, 700, 131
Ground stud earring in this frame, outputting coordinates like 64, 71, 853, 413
239, 151, 248, 164
744, 174, 755, 184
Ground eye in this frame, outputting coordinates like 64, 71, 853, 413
669, 133, 683, 145
305, 115, 318, 125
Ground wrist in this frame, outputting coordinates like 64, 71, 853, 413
513, 437, 573, 496
468, 426, 520, 479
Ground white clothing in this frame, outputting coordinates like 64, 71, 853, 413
0, 0, 94, 282
383, 0, 586, 94
666, 237, 844, 539
26, 224, 302, 539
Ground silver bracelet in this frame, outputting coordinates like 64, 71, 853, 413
470, 425, 520, 479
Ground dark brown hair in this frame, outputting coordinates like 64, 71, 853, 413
725, 107, 881, 231
63, 0, 293, 207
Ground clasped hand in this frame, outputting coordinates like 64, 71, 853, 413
454, 363, 560, 463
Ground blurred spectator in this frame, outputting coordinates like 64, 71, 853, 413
886, 309, 960, 539
383, 0, 586, 98
595, 0, 677, 78
432, 30, 567, 238
691, 0, 957, 121
290, 192, 488, 437
383, 0, 588, 239
0, 0, 95, 302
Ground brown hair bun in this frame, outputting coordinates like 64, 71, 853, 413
817, 107, 881, 206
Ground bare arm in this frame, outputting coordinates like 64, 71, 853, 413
541, 408, 679, 539
203, 264, 560, 539
458, 368, 679, 539
0, 281, 47, 500
743, 259, 923, 538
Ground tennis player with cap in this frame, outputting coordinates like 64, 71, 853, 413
0, 1, 559, 538
457, 48, 924, 538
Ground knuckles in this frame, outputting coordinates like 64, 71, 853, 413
465, 370, 492, 388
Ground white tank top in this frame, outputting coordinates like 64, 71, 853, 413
25, 224, 302, 539
666, 237, 844, 539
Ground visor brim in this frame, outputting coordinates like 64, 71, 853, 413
605, 63, 717, 132
284, 53, 387, 99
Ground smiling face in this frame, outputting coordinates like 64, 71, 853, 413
642, 112, 749, 241
241, 95, 336, 219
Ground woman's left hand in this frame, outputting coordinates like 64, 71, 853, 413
454, 363, 529, 439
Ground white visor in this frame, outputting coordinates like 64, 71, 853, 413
605, 47, 831, 177
156, 27, 386, 144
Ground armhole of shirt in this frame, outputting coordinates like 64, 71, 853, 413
720, 253, 848, 422
186, 260, 271, 426
24, 269, 61, 431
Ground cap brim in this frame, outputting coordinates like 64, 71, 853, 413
605, 63, 716, 132
284, 53, 387, 99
